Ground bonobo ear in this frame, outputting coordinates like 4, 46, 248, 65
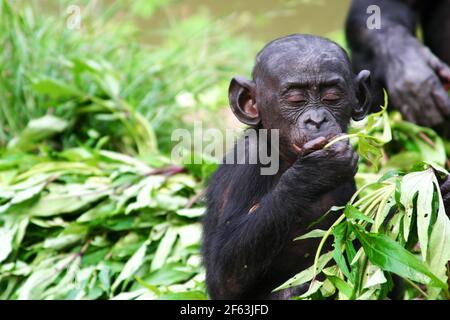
352, 70, 372, 121
228, 76, 260, 126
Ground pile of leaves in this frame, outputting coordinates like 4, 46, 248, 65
0, 0, 245, 300
0, 145, 208, 299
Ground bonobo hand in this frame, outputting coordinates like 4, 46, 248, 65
290, 137, 359, 189
440, 175, 450, 215
382, 35, 450, 127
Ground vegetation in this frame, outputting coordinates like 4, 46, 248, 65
0, 0, 449, 300
0, 0, 255, 299
277, 103, 450, 299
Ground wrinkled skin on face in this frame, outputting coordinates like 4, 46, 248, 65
255, 41, 357, 161
229, 35, 371, 164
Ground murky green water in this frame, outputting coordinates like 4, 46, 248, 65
41, 0, 351, 43
148, 0, 351, 42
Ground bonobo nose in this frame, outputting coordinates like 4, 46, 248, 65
304, 110, 328, 129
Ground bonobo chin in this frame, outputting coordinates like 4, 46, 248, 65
201, 34, 371, 300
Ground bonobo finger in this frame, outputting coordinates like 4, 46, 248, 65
390, 90, 416, 123
333, 143, 347, 155
432, 85, 450, 117
400, 104, 416, 123
329, 138, 351, 154
426, 47, 450, 84
295, 136, 328, 156
350, 152, 359, 175
402, 93, 424, 125
418, 91, 443, 127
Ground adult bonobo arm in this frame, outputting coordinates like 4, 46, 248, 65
345, 0, 450, 126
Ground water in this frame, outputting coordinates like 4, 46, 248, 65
144, 0, 351, 43
41, 0, 351, 44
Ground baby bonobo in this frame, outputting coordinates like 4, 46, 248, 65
202, 34, 372, 300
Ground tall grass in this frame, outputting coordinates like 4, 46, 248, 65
0, 0, 258, 300
0, 0, 258, 153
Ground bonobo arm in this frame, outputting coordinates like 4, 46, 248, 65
346, 0, 450, 126
204, 140, 357, 299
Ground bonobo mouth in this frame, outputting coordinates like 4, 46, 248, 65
292, 132, 340, 156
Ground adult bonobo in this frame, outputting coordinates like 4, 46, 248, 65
202, 34, 372, 300
346, 0, 450, 132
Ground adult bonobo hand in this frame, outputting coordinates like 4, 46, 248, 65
345, 0, 450, 128
381, 32, 450, 126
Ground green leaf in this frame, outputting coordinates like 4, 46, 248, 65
43, 233, 85, 250
7, 115, 68, 150
294, 229, 326, 241
345, 204, 374, 224
176, 207, 205, 218
151, 228, 178, 271
352, 225, 446, 289
274, 252, 333, 291
0, 227, 14, 263
392, 121, 446, 166
295, 280, 323, 299
142, 264, 194, 286
327, 276, 353, 299
400, 169, 435, 259
112, 240, 149, 292
332, 223, 351, 280
362, 265, 387, 289
427, 187, 450, 297
31, 78, 81, 98
27, 186, 110, 217
17, 255, 74, 299
159, 291, 207, 300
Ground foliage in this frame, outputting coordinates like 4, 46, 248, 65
0, 0, 257, 153
277, 104, 450, 300
0, 145, 209, 299
0, 0, 252, 300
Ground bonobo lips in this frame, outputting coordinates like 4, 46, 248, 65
293, 132, 339, 148
292, 133, 339, 155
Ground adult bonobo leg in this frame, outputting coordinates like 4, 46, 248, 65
201, 34, 372, 300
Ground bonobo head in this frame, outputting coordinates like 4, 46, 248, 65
229, 34, 371, 161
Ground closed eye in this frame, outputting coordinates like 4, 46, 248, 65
322, 93, 340, 102
285, 93, 307, 104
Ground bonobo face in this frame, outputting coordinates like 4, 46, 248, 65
229, 34, 372, 162
257, 49, 356, 153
